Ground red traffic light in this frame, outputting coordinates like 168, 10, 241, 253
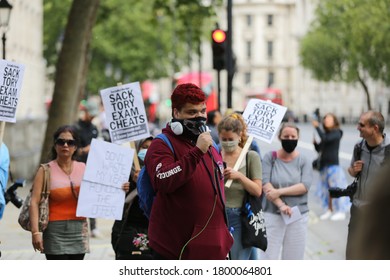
212, 29, 226, 43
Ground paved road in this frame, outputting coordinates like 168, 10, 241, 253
0, 180, 349, 260
0, 123, 352, 260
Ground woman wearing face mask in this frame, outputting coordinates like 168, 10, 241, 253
111, 136, 153, 259
260, 122, 313, 260
218, 113, 263, 260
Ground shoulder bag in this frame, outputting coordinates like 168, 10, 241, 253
18, 163, 50, 232
240, 153, 268, 251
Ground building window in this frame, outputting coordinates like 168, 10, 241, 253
267, 41, 273, 58
245, 72, 251, 85
246, 14, 252, 26
246, 41, 252, 59
267, 14, 273, 26
268, 71, 274, 87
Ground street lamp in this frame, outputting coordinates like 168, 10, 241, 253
0, 0, 13, 59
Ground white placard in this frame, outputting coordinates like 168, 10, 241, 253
0, 60, 25, 122
100, 81, 150, 144
83, 138, 133, 188
242, 99, 287, 144
76, 180, 125, 220
281, 206, 302, 225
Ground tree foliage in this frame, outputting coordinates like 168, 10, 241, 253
300, 0, 390, 110
41, 0, 219, 162
44, 0, 219, 97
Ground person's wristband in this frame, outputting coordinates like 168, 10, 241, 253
32, 232, 41, 236
278, 203, 286, 209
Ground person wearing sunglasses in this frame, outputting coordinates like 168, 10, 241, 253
346, 111, 390, 259
29, 125, 129, 260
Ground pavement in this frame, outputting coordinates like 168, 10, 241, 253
0, 177, 349, 260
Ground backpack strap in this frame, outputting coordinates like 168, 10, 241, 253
270, 151, 277, 183
212, 141, 220, 153
352, 140, 364, 178
155, 134, 174, 154
383, 144, 390, 165
353, 140, 364, 161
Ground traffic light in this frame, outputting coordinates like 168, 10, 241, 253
211, 29, 227, 70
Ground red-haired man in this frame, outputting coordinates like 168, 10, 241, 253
144, 83, 233, 259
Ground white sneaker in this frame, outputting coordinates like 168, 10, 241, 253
330, 212, 346, 221
91, 229, 103, 238
320, 210, 332, 220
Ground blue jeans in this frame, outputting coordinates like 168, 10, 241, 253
226, 207, 258, 260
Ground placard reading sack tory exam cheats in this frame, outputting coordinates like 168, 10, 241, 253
0, 60, 25, 123
242, 99, 287, 144
76, 139, 134, 220
100, 82, 150, 144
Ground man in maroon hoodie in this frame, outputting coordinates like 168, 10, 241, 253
144, 83, 233, 260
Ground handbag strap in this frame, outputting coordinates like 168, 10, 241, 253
243, 152, 254, 202
269, 151, 277, 183
244, 151, 264, 202
40, 163, 50, 198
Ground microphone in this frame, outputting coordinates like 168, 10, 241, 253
198, 125, 213, 152
198, 124, 210, 133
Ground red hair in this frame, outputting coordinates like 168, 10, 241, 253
171, 83, 206, 116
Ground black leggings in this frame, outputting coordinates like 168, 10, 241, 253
45, 254, 85, 260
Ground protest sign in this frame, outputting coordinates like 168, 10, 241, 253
242, 99, 287, 144
225, 99, 287, 188
0, 60, 25, 123
83, 138, 133, 188
77, 139, 134, 219
100, 82, 150, 144
76, 181, 125, 220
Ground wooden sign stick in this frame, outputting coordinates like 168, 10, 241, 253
225, 135, 253, 188
130, 141, 140, 171
0, 121, 5, 146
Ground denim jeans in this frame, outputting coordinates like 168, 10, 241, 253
226, 207, 258, 260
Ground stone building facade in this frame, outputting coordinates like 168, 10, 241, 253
2, 0, 46, 179
213, 0, 389, 121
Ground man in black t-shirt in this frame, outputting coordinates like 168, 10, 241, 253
73, 100, 100, 237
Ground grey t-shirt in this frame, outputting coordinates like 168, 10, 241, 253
262, 151, 312, 214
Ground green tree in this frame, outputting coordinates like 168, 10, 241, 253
41, 0, 218, 162
300, 0, 390, 110
44, 0, 218, 96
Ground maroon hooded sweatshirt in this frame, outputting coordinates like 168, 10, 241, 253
144, 125, 233, 259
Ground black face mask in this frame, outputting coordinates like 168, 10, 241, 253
173, 116, 207, 142
281, 139, 298, 153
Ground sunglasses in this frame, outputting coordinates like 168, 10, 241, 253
55, 138, 77, 147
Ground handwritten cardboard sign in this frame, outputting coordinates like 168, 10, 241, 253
242, 99, 287, 144
83, 138, 133, 188
76, 181, 125, 220
0, 60, 25, 122
100, 81, 150, 144
76, 139, 134, 220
